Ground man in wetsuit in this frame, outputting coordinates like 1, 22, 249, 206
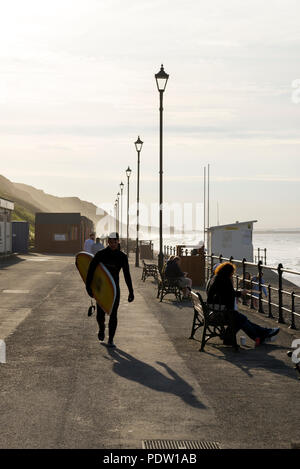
85, 232, 134, 348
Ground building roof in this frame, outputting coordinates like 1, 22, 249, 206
207, 220, 257, 231
0, 197, 14, 210
35, 212, 82, 224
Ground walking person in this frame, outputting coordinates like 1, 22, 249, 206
207, 262, 279, 346
85, 232, 134, 348
84, 232, 95, 253
91, 237, 105, 255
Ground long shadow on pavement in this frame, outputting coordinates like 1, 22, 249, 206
105, 347, 206, 409
203, 344, 296, 380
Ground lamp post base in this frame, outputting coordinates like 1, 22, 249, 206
158, 252, 164, 272
135, 247, 139, 267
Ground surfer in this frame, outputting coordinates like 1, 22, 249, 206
85, 232, 134, 348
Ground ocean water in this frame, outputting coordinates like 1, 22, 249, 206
143, 231, 300, 287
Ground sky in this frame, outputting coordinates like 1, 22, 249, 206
0, 0, 300, 230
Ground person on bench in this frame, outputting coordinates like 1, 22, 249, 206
165, 256, 192, 299
207, 262, 280, 346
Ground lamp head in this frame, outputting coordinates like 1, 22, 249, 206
126, 166, 132, 178
134, 136, 143, 153
155, 64, 169, 92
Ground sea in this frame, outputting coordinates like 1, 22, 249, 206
143, 231, 300, 288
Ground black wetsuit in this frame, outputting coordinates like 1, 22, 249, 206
86, 246, 133, 342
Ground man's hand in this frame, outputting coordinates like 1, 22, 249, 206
128, 292, 134, 302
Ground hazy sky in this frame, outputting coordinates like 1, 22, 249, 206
0, 0, 300, 229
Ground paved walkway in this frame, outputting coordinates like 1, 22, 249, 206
0, 254, 299, 449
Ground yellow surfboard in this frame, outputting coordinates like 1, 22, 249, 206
75, 252, 116, 315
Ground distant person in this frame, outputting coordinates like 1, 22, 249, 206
251, 272, 267, 309
207, 262, 279, 346
91, 237, 105, 255
84, 233, 95, 253
238, 272, 251, 306
165, 256, 192, 299
85, 232, 134, 348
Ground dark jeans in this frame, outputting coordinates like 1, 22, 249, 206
96, 288, 120, 342
231, 310, 271, 341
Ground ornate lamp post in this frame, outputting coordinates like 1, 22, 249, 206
116, 192, 120, 234
155, 64, 169, 271
134, 136, 143, 267
126, 166, 132, 256
119, 181, 124, 239
114, 200, 118, 232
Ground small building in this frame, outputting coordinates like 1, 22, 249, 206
35, 213, 94, 254
12, 221, 29, 253
207, 220, 257, 262
0, 197, 14, 253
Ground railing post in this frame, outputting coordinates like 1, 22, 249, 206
210, 253, 214, 277
219, 254, 223, 264
264, 248, 267, 265
242, 258, 247, 305
290, 292, 296, 330
268, 284, 273, 318
258, 248, 260, 262
277, 263, 285, 324
250, 277, 254, 309
258, 260, 264, 313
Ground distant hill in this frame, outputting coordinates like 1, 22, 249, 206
0, 174, 106, 242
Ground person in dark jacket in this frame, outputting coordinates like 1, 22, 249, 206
165, 256, 192, 298
86, 232, 134, 348
207, 262, 279, 346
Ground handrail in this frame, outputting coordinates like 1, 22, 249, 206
205, 252, 300, 330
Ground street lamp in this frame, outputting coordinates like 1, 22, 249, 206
134, 136, 143, 267
114, 200, 118, 232
117, 192, 120, 234
119, 181, 124, 240
126, 166, 132, 256
155, 64, 169, 271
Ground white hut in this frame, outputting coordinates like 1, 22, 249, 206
0, 198, 14, 253
207, 220, 257, 262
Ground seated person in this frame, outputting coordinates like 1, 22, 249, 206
207, 262, 279, 346
164, 256, 192, 299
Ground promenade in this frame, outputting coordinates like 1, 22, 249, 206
0, 253, 299, 449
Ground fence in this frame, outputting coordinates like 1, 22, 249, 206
206, 254, 300, 330
254, 247, 267, 264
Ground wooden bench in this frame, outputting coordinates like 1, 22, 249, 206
157, 272, 183, 302
189, 291, 238, 351
141, 260, 159, 282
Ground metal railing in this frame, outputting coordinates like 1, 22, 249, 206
254, 247, 267, 264
164, 245, 196, 257
206, 254, 300, 330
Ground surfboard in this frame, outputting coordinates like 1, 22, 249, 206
75, 251, 116, 315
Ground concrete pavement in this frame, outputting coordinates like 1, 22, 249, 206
0, 253, 299, 449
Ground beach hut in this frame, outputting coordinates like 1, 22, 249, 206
0, 197, 14, 254
207, 220, 257, 262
